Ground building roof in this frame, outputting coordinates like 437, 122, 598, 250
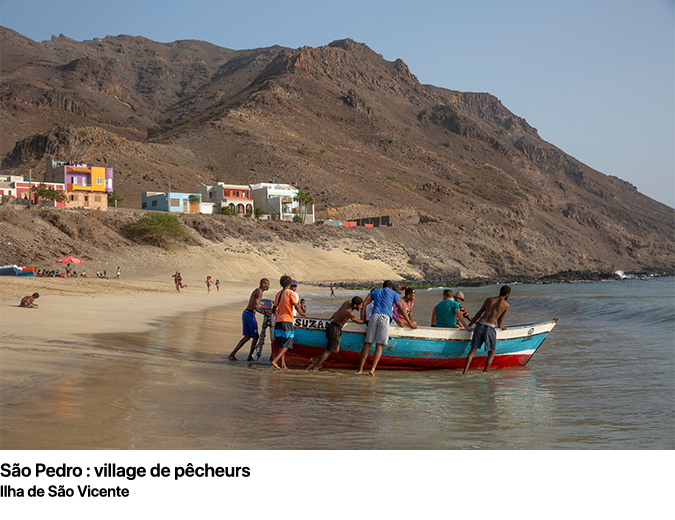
250, 182, 296, 191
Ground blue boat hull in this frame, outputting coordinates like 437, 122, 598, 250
272, 318, 558, 370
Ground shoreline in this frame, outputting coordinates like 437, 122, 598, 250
0, 275, 253, 449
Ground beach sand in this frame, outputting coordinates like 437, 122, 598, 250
0, 242, 406, 449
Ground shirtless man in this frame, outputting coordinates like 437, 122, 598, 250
462, 285, 511, 374
228, 278, 270, 361
307, 296, 365, 371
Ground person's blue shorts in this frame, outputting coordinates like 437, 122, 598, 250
470, 322, 497, 352
274, 321, 295, 350
242, 309, 259, 338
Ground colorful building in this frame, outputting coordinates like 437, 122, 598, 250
44, 161, 113, 210
0, 175, 66, 207
141, 192, 202, 213
197, 183, 254, 214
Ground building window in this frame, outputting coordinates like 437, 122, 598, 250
96, 178, 103, 185
233, 191, 240, 197
242, 191, 248, 198
142, 202, 147, 208
170, 199, 180, 207
72, 178, 78, 185
152, 200, 158, 207
84, 196, 88, 202
223, 190, 231, 197
70, 195, 75, 201
209, 192, 213, 199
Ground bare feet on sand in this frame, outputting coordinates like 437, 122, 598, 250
228, 355, 237, 361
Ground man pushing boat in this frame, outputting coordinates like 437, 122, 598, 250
307, 296, 365, 371
358, 280, 417, 376
462, 285, 511, 374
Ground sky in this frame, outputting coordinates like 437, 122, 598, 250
1, 0, 673, 208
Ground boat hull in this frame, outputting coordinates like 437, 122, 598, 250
0, 265, 35, 277
271, 317, 558, 370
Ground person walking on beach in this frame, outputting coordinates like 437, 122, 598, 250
307, 296, 365, 371
65, 263, 71, 278
115, 266, 121, 279
270, 276, 307, 369
463, 285, 511, 374
431, 289, 472, 330
229, 278, 270, 361
330, 285, 335, 297
20, 293, 39, 308
206, 276, 212, 294
173, 271, 180, 292
215, 279, 220, 292
358, 280, 417, 377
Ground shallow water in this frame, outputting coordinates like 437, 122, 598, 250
89, 277, 675, 449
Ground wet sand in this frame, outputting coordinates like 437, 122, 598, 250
0, 276, 251, 449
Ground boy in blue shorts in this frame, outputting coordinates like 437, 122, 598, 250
229, 278, 270, 361
463, 285, 511, 374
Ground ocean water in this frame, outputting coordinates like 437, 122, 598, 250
87, 276, 674, 450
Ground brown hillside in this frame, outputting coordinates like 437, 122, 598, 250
1, 29, 673, 279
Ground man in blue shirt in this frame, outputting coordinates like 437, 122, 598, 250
357, 280, 417, 376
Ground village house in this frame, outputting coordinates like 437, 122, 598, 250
44, 161, 113, 210
197, 182, 254, 215
141, 192, 202, 213
249, 182, 314, 222
0, 174, 67, 207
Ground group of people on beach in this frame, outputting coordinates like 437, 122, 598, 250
228, 275, 511, 376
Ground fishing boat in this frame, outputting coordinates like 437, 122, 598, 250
271, 317, 558, 370
0, 265, 36, 277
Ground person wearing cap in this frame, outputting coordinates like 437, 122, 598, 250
453, 291, 472, 329
358, 280, 417, 377
20, 292, 40, 308
393, 287, 417, 328
431, 289, 472, 330
271, 275, 306, 369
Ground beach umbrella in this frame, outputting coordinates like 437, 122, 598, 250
56, 256, 83, 263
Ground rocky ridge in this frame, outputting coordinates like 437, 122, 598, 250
1, 28, 673, 279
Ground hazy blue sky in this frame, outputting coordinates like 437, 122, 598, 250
2, 0, 673, 207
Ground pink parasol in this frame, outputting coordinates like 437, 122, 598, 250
56, 256, 83, 263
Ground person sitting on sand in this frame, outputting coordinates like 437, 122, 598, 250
229, 278, 270, 361
358, 280, 417, 377
20, 293, 39, 308
270, 276, 307, 369
463, 285, 511, 374
307, 296, 364, 371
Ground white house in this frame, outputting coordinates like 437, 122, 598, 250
249, 182, 314, 223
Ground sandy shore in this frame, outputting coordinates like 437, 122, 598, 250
0, 275, 260, 449
0, 235, 411, 449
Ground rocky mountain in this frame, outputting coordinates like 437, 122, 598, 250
1, 27, 673, 279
